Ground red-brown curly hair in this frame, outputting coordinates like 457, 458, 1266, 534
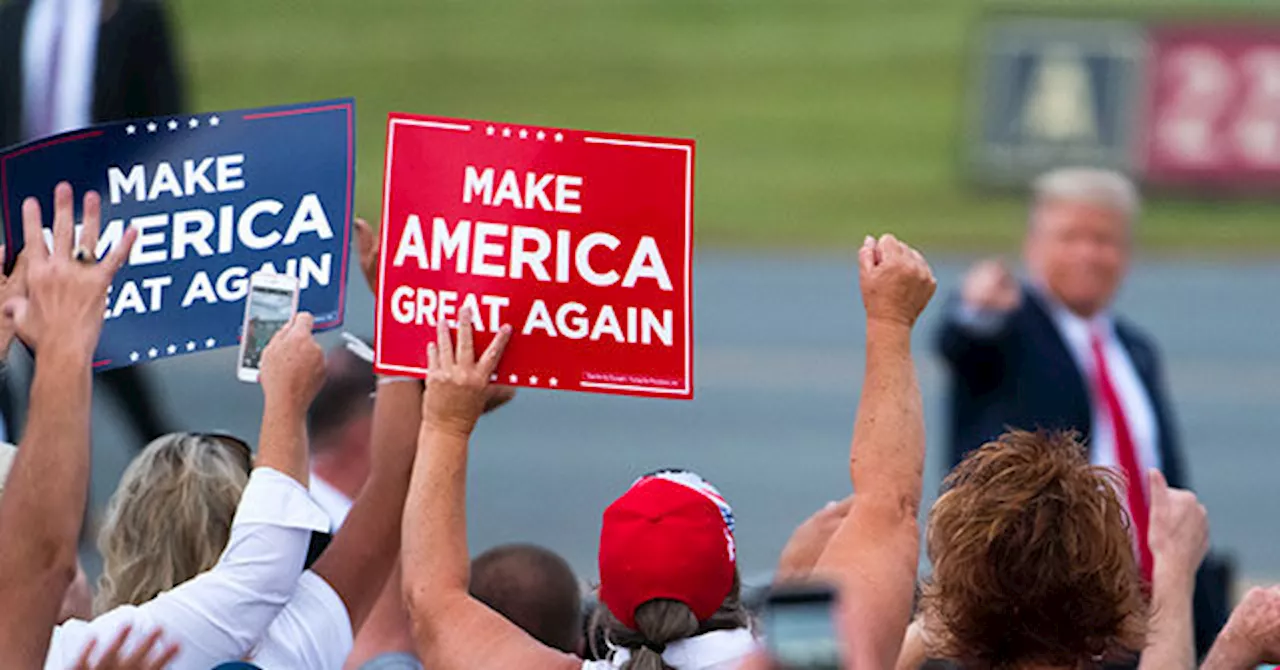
921, 430, 1147, 669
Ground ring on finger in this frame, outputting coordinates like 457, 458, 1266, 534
72, 245, 95, 264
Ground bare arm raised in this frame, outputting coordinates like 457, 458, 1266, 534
0, 183, 137, 667
812, 234, 936, 670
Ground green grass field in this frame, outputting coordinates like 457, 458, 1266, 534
172, 0, 1280, 253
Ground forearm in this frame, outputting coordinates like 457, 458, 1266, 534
402, 424, 471, 617
256, 398, 309, 486
850, 321, 924, 513
314, 380, 422, 631
1140, 566, 1196, 670
0, 348, 91, 659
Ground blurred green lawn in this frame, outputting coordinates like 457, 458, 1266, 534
172, 0, 1280, 253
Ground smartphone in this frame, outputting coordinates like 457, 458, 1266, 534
764, 583, 843, 670
236, 272, 300, 383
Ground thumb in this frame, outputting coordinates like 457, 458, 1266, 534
1147, 468, 1169, 509
3, 296, 28, 330
858, 235, 876, 273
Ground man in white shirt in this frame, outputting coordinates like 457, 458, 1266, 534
934, 167, 1226, 657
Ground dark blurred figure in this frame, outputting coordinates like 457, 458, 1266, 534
934, 167, 1229, 658
470, 543, 583, 655
0, 0, 184, 443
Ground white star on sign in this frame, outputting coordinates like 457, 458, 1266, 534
529, 375, 539, 385
508, 374, 518, 383
125, 125, 136, 135
147, 347, 158, 358
185, 341, 196, 351
166, 344, 177, 354
549, 377, 558, 387
146, 122, 158, 133
502, 128, 511, 138
188, 118, 199, 129
205, 338, 216, 348
486, 126, 495, 136
518, 129, 528, 139
167, 119, 178, 131
554, 132, 564, 142
536, 130, 546, 141
209, 116, 221, 127
129, 351, 140, 362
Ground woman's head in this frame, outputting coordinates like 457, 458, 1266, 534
96, 433, 252, 612
594, 470, 748, 669
922, 430, 1146, 669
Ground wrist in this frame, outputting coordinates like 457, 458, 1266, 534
36, 344, 94, 371
263, 395, 308, 423
1150, 558, 1197, 596
420, 417, 476, 442
866, 318, 913, 337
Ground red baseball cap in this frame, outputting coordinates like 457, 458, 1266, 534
598, 470, 737, 630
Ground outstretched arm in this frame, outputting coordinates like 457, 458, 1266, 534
0, 184, 137, 666
1201, 586, 1280, 670
813, 234, 936, 670
402, 310, 578, 669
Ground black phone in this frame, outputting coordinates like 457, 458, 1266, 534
763, 582, 844, 670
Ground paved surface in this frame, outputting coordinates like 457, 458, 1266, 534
68, 252, 1280, 584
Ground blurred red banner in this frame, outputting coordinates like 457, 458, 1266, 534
1142, 25, 1280, 190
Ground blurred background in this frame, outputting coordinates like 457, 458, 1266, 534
4, 0, 1277, 593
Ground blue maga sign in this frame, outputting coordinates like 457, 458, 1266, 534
0, 99, 354, 371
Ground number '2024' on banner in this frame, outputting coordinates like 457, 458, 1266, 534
375, 114, 695, 399
0, 100, 355, 370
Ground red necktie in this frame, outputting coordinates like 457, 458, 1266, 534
1090, 329, 1153, 582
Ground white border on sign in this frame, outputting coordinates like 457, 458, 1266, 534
375, 120, 694, 397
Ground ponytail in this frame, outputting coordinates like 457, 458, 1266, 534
620, 599, 699, 670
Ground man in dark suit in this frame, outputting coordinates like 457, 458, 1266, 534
935, 167, 1228, 659
0, 0, 182, 443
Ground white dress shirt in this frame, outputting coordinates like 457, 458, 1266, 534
309, 472, 353, 529
21, 0, 101, 140
249, 570, 355, 668
1039, 295, 1162, 484
44, 468, 331, 670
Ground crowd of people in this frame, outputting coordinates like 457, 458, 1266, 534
0, 171, 1276, 670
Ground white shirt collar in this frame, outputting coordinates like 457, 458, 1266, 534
608, 628, 757, 669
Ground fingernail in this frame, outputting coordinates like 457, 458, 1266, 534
824, 501, 837, 510
501, 324, 513, 334
863, 235, 874, 246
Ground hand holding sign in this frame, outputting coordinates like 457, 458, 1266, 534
858, 234, 936, 329
5, 183, 137, 362
422, 307, 512, 439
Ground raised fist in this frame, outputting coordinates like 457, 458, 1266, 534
858, 234, 937, 328
960, 259, 1020, 313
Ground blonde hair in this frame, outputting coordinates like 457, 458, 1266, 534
95, 433, 249, 613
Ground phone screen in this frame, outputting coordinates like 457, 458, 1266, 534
766, 596, 842, 670
240, 284, 296, 372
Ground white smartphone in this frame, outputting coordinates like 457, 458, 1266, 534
236, 271, 300, 383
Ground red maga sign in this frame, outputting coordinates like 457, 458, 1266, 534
374, 114, 695, 399
1142, 25, 1280, 189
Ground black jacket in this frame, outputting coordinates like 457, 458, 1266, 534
934, 286, 1228, 658
0, 0, 185, 149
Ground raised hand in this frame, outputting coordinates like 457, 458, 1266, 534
354, 217, 380, 296
4, 182, 137, 361
1204, 586, 1280, 669
960, 259, 1020, 312
259, 312, 327, 411
73, 626, 180, 670
858, 234, 937, 328
1146, 469, 1209, 578
422, 307, 512, 439
776, 497, 853, 581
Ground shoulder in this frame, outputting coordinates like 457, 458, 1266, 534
1113, 317, 1162, 360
